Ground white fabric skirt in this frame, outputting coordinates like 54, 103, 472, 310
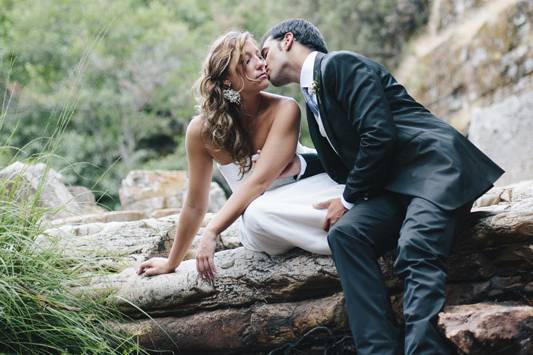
239, 173, 344, 255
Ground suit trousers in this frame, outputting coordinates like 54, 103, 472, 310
327, 192, 471, 355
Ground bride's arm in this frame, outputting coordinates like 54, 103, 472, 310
196, 99, 300, 279
137, 117, 213, 276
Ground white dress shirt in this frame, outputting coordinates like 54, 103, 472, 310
300, 52, 354, 210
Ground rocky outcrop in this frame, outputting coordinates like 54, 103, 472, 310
469, 92, 533, 185
395, 0, 532, 185
115, 293, 346, 354
0, 161, 104, 219
36, 213, 241, 273
119, 170, 227, 213
29, 172, 531, 353
58, 186, 531, 354
439, 303, 533, 354
118, 170, 188, 211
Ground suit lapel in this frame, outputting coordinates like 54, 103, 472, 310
312, 52, 340, 156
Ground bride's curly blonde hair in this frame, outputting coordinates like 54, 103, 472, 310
197, 31, 255, 176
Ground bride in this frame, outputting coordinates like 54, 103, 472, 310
137, 31, 344, 280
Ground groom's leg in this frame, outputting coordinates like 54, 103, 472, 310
327, 192, 405, 355
394, 197, 471, 355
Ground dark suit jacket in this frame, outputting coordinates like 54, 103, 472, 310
302, 51, 504, 211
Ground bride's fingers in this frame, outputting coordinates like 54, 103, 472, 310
208, 257, 216, 278
137, 262, 150, 274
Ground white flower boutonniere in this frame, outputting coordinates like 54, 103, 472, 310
309, 80, 319, 96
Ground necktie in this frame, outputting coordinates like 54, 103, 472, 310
302, 87, 339, 155
302, 87, 320, 117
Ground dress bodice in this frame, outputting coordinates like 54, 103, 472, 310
217, 143, 316, 192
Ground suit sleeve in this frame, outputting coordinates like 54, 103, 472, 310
326, 54, 397, 203
298, 153, 325, 179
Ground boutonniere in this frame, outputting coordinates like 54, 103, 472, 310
309, 80, 319, 96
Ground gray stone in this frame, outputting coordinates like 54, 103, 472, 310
0, 162, 86, 220
469, 91, 533, 186
439, 303, 533, 354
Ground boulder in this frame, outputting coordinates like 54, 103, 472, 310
36, 213, 241, 272
396, 0, 532, 132
67, 185, 105, 214
0, 162, 90, 219
439, 303, 533, 354
119, 170, 226, 213
469, 92, 533, 185
115, 293, 347, 354
118, 170, 187, 211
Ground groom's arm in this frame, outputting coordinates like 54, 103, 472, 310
325, 53, 397, 204
297, 153, 325, 179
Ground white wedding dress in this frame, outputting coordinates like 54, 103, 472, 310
217, 143, 344, 255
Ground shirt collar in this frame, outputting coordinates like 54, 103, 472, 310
300, 51, 318, 90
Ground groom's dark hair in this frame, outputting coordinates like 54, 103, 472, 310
263, 19, 328, 53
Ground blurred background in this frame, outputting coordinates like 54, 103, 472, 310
0, 0, 531, 209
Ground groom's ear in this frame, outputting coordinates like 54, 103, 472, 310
283, 32, 294, 51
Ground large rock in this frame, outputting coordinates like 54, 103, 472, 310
118, 170, 187, 211
0, 162, 101, 219
119, 170, 226, 213
428, 0, 491, 34
474, 179, 533, 208
37, 213, 241, 272
396, 0, 532, 132
75, 204, 533, 314
439, 303, 533, 354
469, 92, 533, 185
67, 185, 105, 214
116, 293, 347, 354
90, 248, 339, 317
46, 179, 531, 354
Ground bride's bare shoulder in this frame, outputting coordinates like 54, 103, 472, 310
186, 115, 205, 136
262, 92, 300, 116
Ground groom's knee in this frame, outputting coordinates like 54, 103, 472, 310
327, 220, 369, 250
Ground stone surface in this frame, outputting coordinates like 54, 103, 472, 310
75, 205, 532, 318
91, 248, 339, 317
439, 303, 533, 354
0, 162, 87, 219
64, 181, 532, 354
469, 92, 533, 185
67, 185, 105, 214
46, 210, 148, 228
37, 213, 242, 272
119, 170, 188, 211
428, 0, 490, 34
119, 170, 226, 213
116, 293, 346, 354
396, 0, 532, 132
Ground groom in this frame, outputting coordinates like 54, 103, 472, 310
262, 19, 504, 355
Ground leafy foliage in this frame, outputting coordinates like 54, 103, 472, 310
0, 0, 428, 208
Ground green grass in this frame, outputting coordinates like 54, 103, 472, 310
0, 30, 147, 354
0, 173, 146, 354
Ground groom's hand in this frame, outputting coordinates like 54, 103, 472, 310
314, 198, 347, 231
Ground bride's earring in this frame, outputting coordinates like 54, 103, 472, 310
223, 85, 241, 105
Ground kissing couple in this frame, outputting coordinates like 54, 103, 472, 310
138, 19, 504, 355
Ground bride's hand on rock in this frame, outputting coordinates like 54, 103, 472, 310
137, 257, 174, 277
196, 230, 218, 281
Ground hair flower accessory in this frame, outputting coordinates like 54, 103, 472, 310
223, 87, 241, 105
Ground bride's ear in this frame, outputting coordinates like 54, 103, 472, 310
223, 79, 231, 87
